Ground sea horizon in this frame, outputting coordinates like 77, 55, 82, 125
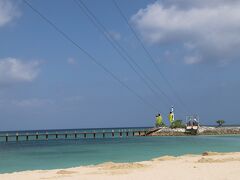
1, 124, 240, 134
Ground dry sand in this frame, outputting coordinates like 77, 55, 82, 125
1, 152, 240, 180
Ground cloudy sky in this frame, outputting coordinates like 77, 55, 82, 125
0, 0, 239, 131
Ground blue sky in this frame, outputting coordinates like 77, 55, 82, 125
0, 0, 240, 131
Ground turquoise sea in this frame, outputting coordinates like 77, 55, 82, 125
0, 128, 240, 174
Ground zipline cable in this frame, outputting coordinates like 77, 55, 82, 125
75, 0, 174, 108
112, 0, 190, 114
23, 0, 159, 112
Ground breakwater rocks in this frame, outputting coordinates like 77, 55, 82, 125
198, 126, 240, 135
148, 127, 187, 136
148, 127, 240, 136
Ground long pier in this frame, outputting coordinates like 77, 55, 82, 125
0, 128, 151, 142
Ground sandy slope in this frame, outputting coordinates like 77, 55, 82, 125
1, 152, 240, 180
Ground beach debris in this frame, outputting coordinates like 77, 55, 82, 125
202, 152, 222, 156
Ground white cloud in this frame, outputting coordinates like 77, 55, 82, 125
0, 0, 20, 27
131, 0, 240, 65
12, 98, 54, 108
0, 96, 84, 109
63, 96, 83, 104
67, 57, 77, 65
107, 30, 121, 41
0, 57, 40, 85
184, 55, 202, 65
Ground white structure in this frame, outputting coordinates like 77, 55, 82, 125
171, 106, 175, 121
186, 115, 200, 130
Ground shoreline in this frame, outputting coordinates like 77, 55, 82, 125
1, 151, 240, 180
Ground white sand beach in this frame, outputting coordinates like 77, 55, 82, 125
1, 152, 240, 180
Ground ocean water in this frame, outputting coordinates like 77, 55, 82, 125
0, 133, 240, 173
